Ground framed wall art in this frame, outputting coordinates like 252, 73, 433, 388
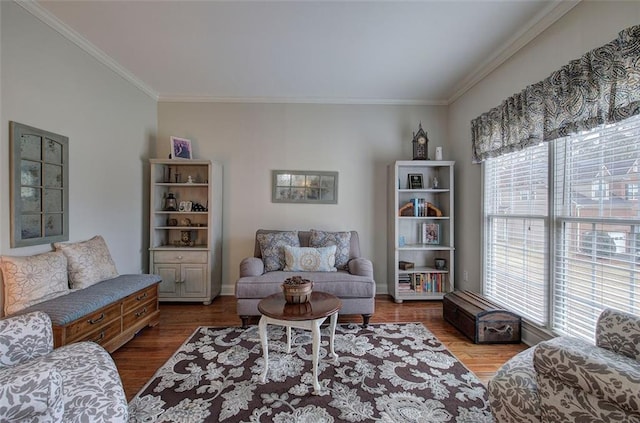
170, 136, 193, 159
10, 122, 69, 247
272, 170, 338, 204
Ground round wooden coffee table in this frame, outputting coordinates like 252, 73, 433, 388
258, 291, 342, 395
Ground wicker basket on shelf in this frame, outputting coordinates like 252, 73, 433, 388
281, 276, 313, 304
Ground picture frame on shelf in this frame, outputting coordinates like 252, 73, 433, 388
408, 174, 423, 189
422, 222, 440, 245
170, 136, 193, 159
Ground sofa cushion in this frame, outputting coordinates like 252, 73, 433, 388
236, 270, 375, 299
54, 235, 118, 289
35, 342, 128, 422
0, 251, 70, 316
309, 229, 351, 270
284, 245, 336, 272
257, 231, 300, 272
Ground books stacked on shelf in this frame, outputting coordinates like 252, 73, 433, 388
411, 198, 426, 217
398, 273, 413, 292
409, 273, 447, 293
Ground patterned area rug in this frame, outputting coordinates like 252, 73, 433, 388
129, 323, 494, 422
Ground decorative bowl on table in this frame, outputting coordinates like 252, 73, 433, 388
281, 276, 313, 304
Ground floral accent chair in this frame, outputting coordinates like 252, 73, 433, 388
488, 308, 640, 423
0, 311, 128, 422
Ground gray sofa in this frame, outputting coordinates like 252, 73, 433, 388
235, 229, 375, 327
488, 308, 640, 422
0, 311, 128, 422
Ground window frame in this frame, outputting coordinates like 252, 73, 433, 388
9, 122, 69, 248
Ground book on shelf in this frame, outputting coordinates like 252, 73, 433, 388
408, 272, 447, 293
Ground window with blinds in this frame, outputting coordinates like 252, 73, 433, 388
553, 116, 640, 341
483, 114, 640, 342
484, 143, 549, 326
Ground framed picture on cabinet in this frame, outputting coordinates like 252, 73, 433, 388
170, 136, 192, 159
408, 174, 423, 189
421, 223, 440, 245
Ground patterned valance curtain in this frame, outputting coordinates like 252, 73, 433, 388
471, 24, 640, 163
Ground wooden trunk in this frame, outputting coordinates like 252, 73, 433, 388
443, 290, 521, 344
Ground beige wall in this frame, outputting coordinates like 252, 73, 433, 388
0, 2, 157, 274
158, 102, 447, 294
448, 1, 640, 293
4, 0, 638, 311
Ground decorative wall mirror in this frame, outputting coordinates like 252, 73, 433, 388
272, 170, 338, 204
10, 122, 69, 247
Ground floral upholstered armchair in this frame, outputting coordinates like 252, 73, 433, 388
488, 308, 640, 423
0, 311, 128, 422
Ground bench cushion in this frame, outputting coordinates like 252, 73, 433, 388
16, 274, 161, 326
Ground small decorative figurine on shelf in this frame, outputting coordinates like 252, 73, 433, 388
432, 177, 439, 189
187, 175, 194, 184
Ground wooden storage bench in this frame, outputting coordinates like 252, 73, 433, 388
443, 290, 521, 344
18, 274, 161, 353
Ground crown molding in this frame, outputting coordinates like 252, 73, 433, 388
158, 95, 447, 106
447, 0, 580, 105
16, 0, 159, 101
16, 0, 579, 107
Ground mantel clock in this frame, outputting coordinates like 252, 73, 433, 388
412, 123, 429, 160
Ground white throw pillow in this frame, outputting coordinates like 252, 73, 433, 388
283, 245, 337, 272
1, 251, 69, 315
53, 235, 118, 289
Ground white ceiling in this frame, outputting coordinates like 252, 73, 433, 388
29, 0, 578, 104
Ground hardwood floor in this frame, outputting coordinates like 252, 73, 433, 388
112, 295, 528, 401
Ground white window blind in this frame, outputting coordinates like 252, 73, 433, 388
484, 143, 549, 326
483, 114, 640, 342
553, 115, 640, 341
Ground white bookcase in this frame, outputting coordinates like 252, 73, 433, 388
149, 159, 222, 305
387, 160, 455, 302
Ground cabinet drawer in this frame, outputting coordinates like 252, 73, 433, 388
154, 251, 207, 263
65, 302, 122, 342
123, 300, 158, 328
75, 319, 122, 346
123, 284, 158, 313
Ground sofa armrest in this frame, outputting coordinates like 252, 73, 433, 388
348, 258, 373, 278
534, 336, 640, 415
0, 311, 53, 368
0, 365, 64, 421
239, 257, 264, 277
596, 308, 640, 361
